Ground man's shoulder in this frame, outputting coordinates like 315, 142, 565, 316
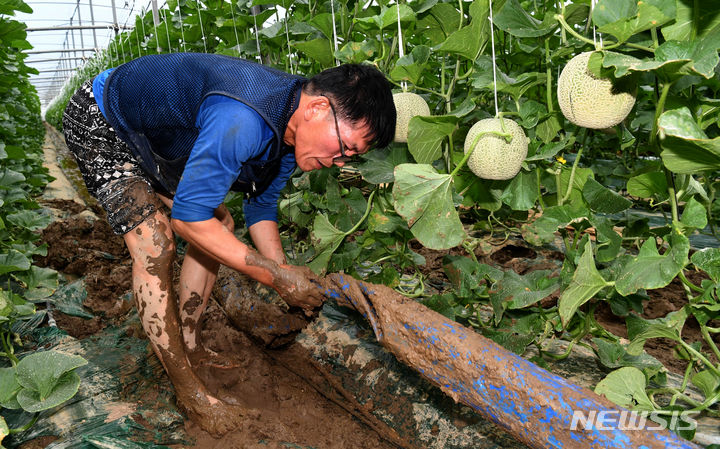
199, 95, 271, 131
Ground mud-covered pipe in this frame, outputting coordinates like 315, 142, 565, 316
317, 273, 699, 449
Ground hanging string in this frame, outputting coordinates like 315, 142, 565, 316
119, 35, 126, 64
138, 7, 147, 55
152, 5, 162, 52
252, 13, 262, 63
396, 2, 407, 91
127, 34, 134, 60
162, 8, 172, 52
283, 3, 295, 73
488, 0, 499, 117
176, 4, 187, 52
591, 0, 602, 49
229, 0, 241, 51
196, 3, 208, 53
330, 0, 339, 66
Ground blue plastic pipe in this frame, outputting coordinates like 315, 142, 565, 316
317, 273, 700, 449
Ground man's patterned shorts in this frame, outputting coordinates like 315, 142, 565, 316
62, 79, 164, 235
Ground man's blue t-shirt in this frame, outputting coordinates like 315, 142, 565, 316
93, 69, 295, 227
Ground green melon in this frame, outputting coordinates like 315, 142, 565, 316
464, 118, 528, 180
557, 51, 636, 129
393, 92, 431, 143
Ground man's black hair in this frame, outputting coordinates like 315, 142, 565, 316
304, 64, 396, 149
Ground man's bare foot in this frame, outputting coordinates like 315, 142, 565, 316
177, 391, 258, 437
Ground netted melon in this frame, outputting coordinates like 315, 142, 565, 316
393, 92, 431, 143
464, 117, 528, 180
557, 51, 636, 129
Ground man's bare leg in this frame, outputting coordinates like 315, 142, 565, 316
124, 209, 249, 436
178, 243, 219, 353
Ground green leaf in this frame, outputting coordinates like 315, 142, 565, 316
680, 196, 708, 230
593, 0, 675, 43
293, 38, 334, 67
627, 308, 687, 356
434, 0, 490, 60
626, 172, 668, 199
521, 203, 590, 245
494, 0, 556, 37
390, 45, 431, 85
692, 370, 720, 399
602, 38, 720, 80
16, 350, 87, 403
662, 2, 720, 42
595, 367, 655, 411
309, 213, 346, 274
659, 107, 720, 174
615, 230, 690, 296
443, 255, 502, 297
0, 168, 25, 187
490, 270, 559, 323
500, 170, 538, 210
407, 115, 458, 164
582, 177, 632, 214
7, 209, 52, 231
392, 164, 466, 250
0, 367, 20, 408
14, 265, 58, 300
0, 250, 31, 276
16, 371, 82, 413
691, 248, 720, 283
593, 338, 665, 376
559, 241, 609, 326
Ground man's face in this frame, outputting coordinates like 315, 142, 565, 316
294, 97, 373, 171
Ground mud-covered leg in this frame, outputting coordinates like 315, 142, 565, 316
178, 204, 235, 357
178, 244, 219, 353
124, 209, 250, 437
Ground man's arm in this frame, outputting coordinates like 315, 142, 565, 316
171, 217, 322, 310
248, 220, 286, 264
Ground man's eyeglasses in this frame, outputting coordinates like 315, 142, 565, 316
323, 95, 353, 162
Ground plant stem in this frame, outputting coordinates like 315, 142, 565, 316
681, 340, 720, 377
560, 130, 587, 205
345, 189, 377, 236
536, 167, 546, 210
545, 38, 553, 113
701, 326, 720, 366
678, 270, 704, 293
650, 82, 673, 149
555, 14, 598, 50
9, 413, 39, 434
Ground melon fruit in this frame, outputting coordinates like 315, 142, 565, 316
393, 92, 431, 143
464, 117, 528, 180
557, 51, 636, 129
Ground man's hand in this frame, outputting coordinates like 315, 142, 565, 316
273, 264, 325, 311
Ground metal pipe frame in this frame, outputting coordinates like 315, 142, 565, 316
26, 25, 132, 32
